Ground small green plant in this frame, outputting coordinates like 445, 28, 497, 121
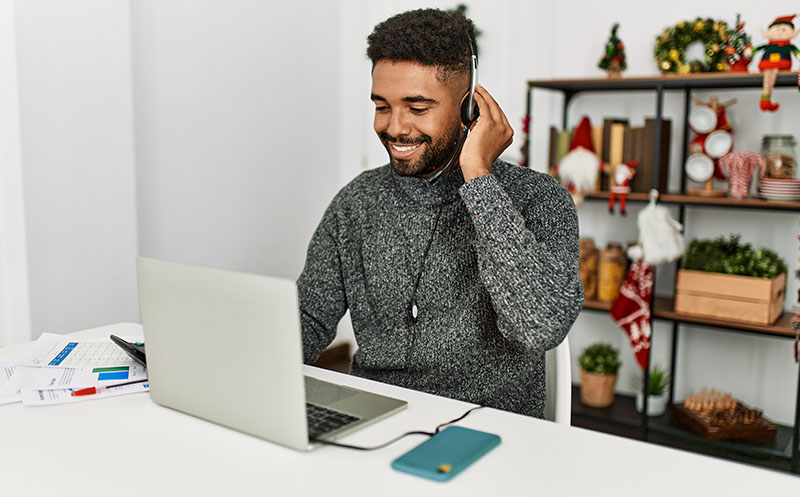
578, 342, 621, 375
683, 234, 787, 279
641, 364, 670, 396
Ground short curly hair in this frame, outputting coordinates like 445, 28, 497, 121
366, 8, 476, 82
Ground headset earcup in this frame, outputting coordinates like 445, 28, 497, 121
461, 97, 479, 127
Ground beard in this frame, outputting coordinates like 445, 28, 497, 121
381, 122, 463, 178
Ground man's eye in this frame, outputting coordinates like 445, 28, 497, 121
410, 107, 428, 114
375, 106, 389, 112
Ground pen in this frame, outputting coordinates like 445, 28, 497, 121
70, 378, 149, 397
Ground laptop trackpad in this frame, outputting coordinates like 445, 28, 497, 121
305, 376, 358, 405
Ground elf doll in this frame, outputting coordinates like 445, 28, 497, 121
754, 15, 800, 112
606, 159, 638, 215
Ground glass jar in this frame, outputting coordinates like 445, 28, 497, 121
761, 135, 797, 179
597, 242, 627, 302
579, 238, 599, 300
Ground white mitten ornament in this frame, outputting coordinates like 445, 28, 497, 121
635, 189, 685, 265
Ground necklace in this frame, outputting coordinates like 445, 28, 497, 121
409, 199, 444, 322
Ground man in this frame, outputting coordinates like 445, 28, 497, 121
298, 9, 582, 418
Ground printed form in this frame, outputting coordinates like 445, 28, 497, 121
0, 333, 148, 405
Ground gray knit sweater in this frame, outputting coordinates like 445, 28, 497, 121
298, 160, 583, 417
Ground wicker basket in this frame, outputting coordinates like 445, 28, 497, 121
580, 370, 618, 407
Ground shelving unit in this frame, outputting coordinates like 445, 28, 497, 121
525, 72, 800, 472
571, 386, 797, 470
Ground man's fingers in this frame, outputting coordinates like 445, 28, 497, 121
474, 85, 504, 122
473, 85, 513, 145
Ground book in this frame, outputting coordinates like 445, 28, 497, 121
547, 127, 573, 175
624, 127, 647, 193
608, 123, 626, 168
591, 125, 604, 159
601, 118, 628, 190
641, 118, 671, 192
555, 129, 572, 165
548, 126, 558, 173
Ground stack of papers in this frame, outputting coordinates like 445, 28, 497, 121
0, 333, 149, 406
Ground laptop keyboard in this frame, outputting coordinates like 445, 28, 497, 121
306, 403, 360, 440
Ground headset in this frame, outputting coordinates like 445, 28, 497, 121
425, 36, 479, 184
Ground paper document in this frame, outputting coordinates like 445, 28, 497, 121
19, 364, 149, 406
0, 332, 144, 404
0, 360, 20, 405
18, 363, 147, 390
20, 332, 140, 369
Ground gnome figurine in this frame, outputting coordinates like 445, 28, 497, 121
556, 116, 603, 206
754, 15, 800, 112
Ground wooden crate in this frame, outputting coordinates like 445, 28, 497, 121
674, 270, 786, 325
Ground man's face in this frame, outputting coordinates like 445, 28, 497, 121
371, 60, 465, 178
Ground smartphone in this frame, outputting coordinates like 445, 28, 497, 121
391, 426, 500, 482
109, 334, 147, 367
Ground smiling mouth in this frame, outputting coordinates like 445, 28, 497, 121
389, 143, 422, 158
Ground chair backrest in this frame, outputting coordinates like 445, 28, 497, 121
544, 336, 571, 425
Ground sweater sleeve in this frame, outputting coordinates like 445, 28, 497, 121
458, 171, 583, 352
297, 201, 348, 364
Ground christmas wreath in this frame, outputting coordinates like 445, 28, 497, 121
654, 18, 731, 74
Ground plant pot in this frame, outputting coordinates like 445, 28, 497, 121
580, 370, 617, 407
726, 58, 750, 72
606, 60, 623, 79
635, 392, 668, 416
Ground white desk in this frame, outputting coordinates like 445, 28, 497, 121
1, 323, 798, 496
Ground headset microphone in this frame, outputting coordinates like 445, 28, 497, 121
425, 37, 479, 185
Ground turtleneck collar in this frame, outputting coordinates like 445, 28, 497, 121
388, 163, 466, 206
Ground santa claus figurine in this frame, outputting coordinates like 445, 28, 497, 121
556, 116, 602, 206
753, 14, 800, 112
607, 159, 638, 215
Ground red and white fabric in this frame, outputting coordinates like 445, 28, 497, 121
610, 259, 654, 369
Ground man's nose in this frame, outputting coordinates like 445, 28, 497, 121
386, 110, 411, 138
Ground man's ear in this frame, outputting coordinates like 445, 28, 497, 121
761, 27, 770, 39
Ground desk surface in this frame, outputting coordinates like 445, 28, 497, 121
1, 323, 798, 496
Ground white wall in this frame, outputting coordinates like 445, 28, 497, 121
131, 0, 342, 280
13, 0, 139, 337
0, 0, 31, 346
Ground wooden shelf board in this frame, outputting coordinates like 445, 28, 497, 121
583, 297, 797, 338
529, 71, 800, 92
582, 191, 800, 211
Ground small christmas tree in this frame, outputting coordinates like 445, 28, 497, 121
723, 13, 753, 72
598, 23, 627, 77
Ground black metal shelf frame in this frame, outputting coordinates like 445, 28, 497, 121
571, 386, 796, 462
525, 73, 800, 472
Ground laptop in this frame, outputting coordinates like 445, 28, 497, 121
136, 256, 407, 451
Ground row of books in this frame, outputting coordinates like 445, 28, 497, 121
549, 118, 672, 193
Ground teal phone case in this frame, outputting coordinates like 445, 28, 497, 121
391, 426, 501, 482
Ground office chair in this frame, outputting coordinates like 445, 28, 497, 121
544, 336, 572, 425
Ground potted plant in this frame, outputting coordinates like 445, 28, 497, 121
636, 364, 670, 416
578, 342, 621, 408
